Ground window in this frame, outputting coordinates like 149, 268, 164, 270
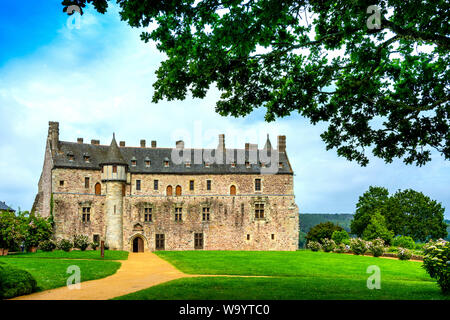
164, 161, 169, 167
85, 177, 90, 189
59, 180, 64, 186
144, 207, 152, 222
131, 160, 137, 166
113, 165, 117, 173
206, 180, 211, 191
271, 234, 275, 240
202, 207, 210, 221
247, 234, 250, 240
166, 185, 173, 196
255, 203, 265, 219
154, 180, 159, 190
82, 207, 91, 222
175, 185, 182, 196
230, 185, 236, 195
175, 207, 182, 221
205, 162, 210, 168
255, 178, 261, 191
189, 180, 194, 191
155, 234, 165, 250
194, 233, 204, 249
93, 234, 100, 243
145, 160, 151, 167
241, 203, 244, 214
279, 162, 284, 168
136, 180, 141, 191
95, 182, 101, 195
245, 161, 250, 168
231, 162, 236, 168
84, 155, 90, 163
101, 167, 104, 173
185, 161, 191, 168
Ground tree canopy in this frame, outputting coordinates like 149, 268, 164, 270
62, 0, 449, 166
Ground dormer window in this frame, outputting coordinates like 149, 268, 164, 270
145, 157, 151, 167
231, 162, 236, 168
83, 153, 90, 163
278, 162, 283, 168
67, 152, 74, 161
245, 161, 251, 168
185, 161, 191, 168
205, 162, 210, 168
164, 157, 170, 167
131, 157, 137, 166
260, 162, 266, 168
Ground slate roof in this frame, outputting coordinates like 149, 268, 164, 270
0, 201, 14, 212
52, 138, 293, 175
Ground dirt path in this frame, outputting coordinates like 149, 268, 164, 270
12, 252, 192, 300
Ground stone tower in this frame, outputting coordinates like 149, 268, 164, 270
100, 134, 127, 250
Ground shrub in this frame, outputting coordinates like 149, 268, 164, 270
362, 211, 394, 245
0, 211, 24, 250
322, 238, 336, 252
73, 235, 90, 251
350, 238, 369, 255
333, 243, 349, 253
0, 263, 37, 299
39, 239, 56, 252
331, 230, 350, 245
104, 243, 110, 250
422, 239, 449, 294
57, 239, 73, 252
306, 222, 344, 244
91, 242, 99, 250
397, 247, 413, 260
392, 236, 415, 249
307, 241, 322, 252
24, 213, 53, 250
368, 238, 386, 257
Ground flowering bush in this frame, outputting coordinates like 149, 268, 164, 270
73, 235, 90, 251
397, 247, 413, 260
331, 230, 350, 245
39, 240, 56, 252
368, 238, 386, 257
333, 243, 349, 253
350, 238, 369, 255
57, 239, 73, 252
422, 239, 449, 294
322, 238, 336, 252
392, 236, 416, 249
307, 241, 322, 252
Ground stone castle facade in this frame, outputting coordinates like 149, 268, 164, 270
33, 122, 299, 251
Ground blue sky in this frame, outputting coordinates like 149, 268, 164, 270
0, 1, 449, 218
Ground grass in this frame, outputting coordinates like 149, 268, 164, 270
116, 250, 448, 300
4, 250, 129, 260
0, 250, 126, 293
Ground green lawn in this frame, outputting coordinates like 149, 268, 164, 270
0, 250, 126, 292
116, 250, 448, 300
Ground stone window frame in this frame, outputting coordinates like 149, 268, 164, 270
201, 205, 211, 222
144, 207, 153, 222
154, 179, 159, 190
254, 177, 263, 192
59, 180, 64, 187
136, 179, 141, 191
206, 179, 212, 191
138, 202, 155, 223
229, 183, 238, 195
84, 177, 90, 189
250, 197, 270, 222
78, 201, 93, 224
194, 233, 204, 249
174, 205, 183, 222
189, 180, 195, 191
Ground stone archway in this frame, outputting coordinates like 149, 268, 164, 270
132, 236, 144, 252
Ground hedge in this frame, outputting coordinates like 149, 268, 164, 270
0, 262, 37, 299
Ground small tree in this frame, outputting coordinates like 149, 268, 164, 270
0, 211, 24, 250
362, 211, 394, 245
331, 230, 350, 245
24, 213, 53, 250
306, 222, 344, 244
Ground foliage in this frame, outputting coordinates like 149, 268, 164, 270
39, 240, 56, 252
333, 244, 349, 254
73, 235, 90, 251
0, 263, 37, 299
332, 230, 350, 245
397, 248, 413, 261
300, 214, 353, 233
368, 238, 386, 257
0, 211, 24, 249
91, 242, 99, 250
0, 250, 129, 260
351, 186, 447, 241
64, 0, 450, 166
306, 241, 322, 252
24, 213, 53, 249
350, 238, 369, 255
422, 239, 449, 294
321, 238, 336, 253
306, 222, 344, 244
57, 239, 73, 252
393, 236, 416, 249
362, 211, 394, 244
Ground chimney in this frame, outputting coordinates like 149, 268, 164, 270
140, 139, 146, 148
91, 139, 100, 145
48, 121, 59, 154
119, 141, 125, 147
218, 134, 225, 151
77, 138, 83, 144
277, 135, 286, 152
151, 140, 157, 148
245, 143, 250, 151
176, 140, 184, 149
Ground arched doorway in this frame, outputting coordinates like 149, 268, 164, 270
95, 183, 101, 195
166, 185, 173, 196
230, 185, 236, 195
132, 236, 144, 252
176, 185, 182, 196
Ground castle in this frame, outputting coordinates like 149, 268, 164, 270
33, 122, 299, 251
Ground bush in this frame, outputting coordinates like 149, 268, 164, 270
397, 247, 413, 260
0, 263, 37, 299
392, 236, 416, 249
368, 238, 386, 257
24, 213, 53, 250
322, 238, 336, 252
422, 239, 449, 294
57, 239, 73, 252
350, 238, 369, 255
307, 241, 322, 252
306, 222, 344, 244
333, 243, 349, 253
39, 239, 56, 252
362, 211, 394, 245
331, 230, 350, 245
91, 242, 99, 250
73, 235, 90, 251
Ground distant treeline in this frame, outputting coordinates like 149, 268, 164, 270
299, 213, 354, 234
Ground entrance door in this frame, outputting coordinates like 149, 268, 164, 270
155, 234, 165, 250
132, 237, 144, 252
230, 185, 236, 195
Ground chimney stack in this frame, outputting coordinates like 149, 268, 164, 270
119, 141, 126, 147
151, 140, 157, 148
176, 140, 184, 149
277, 135, 286, 152
91, 139, 100, 145
77, 138, 83, 144
218, 134, 225, 151
48, 121, 59, 154
140, 139, 146, 148
245, 143, 250, 151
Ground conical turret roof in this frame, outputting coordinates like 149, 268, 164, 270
101, 133, 127, 165
263, 134, 273, 150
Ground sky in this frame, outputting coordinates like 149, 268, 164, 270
0, 1, 449, 218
